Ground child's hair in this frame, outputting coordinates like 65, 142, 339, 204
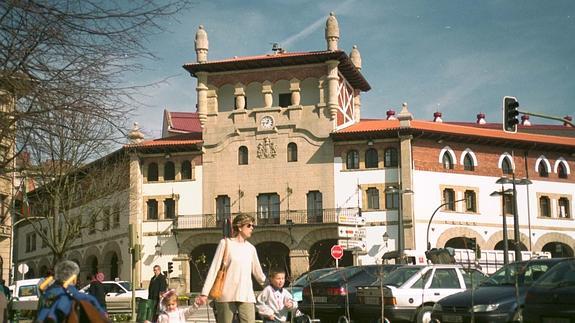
269, 267, 286, 278
161, 289, 178, 307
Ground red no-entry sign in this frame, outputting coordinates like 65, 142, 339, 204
331, 244, 344, 260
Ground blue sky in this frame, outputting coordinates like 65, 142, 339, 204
131, 0, 575, 138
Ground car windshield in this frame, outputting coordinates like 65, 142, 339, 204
371, 266, 423, 287
532, 260, 575, 288
119, 282, 132, 291
480, 262, 553, 287
293, 268, 336, 287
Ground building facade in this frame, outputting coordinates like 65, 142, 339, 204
12, 14, 575, 295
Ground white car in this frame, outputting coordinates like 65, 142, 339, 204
9, 278, 42, 311
80, 280, 148, 313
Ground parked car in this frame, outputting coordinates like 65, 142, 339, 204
290, 267, 338, 303
354, 264, 486, 323
522, 258, 575, 323
9, 278, 42, 311
299, 264, 401, 323
80, 280, 148, 313
431, 258, 567, 323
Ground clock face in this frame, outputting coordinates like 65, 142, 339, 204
260, 116, 274, 129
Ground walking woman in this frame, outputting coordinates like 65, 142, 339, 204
195, 213, 266, 323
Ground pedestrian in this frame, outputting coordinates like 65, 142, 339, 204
195, 213, 266, 323
88, 272, 107, 312
256, 268, 297, 323
148, 264, 168, 321
0, 279, 8, 323
156, 289, 197, 323
35, 260, 108, 322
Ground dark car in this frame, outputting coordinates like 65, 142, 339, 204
290, 267, 339, 303
299, 264, 401, 323
522, 258, 575, 323
431, 258, 566, 323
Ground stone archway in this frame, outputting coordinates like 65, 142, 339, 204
533, 232, 575, 255
436, 227, 487, 250
486, 231, 530, 250
494, 240, 528, 251
102, 241, 123, 280
189, 243, 217, 292
445, 237, 479, 250
542, 242, 574, 258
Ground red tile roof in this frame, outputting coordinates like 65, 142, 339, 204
166, 111, 202, 134
334, 119, 575, 148
125, 138, 202, 149
183, 50, 371, 91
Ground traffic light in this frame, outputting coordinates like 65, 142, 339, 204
503, 96, 520, 133
167, 261, 173, 274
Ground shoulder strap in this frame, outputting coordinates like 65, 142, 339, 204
221, 238, 229, 269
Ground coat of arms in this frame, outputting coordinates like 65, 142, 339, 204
257, 137, 277, 159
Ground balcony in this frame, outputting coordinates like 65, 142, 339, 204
174, 207, 360, 230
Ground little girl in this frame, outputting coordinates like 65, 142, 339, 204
157, 289, 197, 323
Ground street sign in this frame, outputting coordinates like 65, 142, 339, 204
337, 214, 366, 226
338, 226, 366, 239
338, 239, 367, 251
331, 244, 344, 260
18, 263, 29, 274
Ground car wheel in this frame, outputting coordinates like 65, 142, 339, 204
416, 305, 434, 323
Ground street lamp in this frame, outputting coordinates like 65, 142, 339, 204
490, 188, 514, 265
382, 232, 389, 248
426, 198, 466, 251
496, 176, 532, 262
385, 186, 413, 258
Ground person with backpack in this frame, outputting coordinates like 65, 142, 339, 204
35, 260, 108, 323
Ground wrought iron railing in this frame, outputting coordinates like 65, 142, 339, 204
174, 207, 359, 230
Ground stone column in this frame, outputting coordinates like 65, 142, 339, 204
326, 60, 340, 123
289, 249, 310, 279
234, 83, 246, 110
262, 81, 273, 108
290, 78, 301, 106
196, 72, 208, 127
129, 152, 144, 285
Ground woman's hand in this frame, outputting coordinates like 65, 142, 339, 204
195, 295, 208, 305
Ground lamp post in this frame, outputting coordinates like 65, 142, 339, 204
426, 198, 466, 251
385, 186, 413, 258
490, 187, 514, 265
496, 176, 532, 262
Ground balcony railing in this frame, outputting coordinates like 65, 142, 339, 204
174, 207, 360, 230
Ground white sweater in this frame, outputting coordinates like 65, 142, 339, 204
256, 285, 297, 321
201, 238, 266, 303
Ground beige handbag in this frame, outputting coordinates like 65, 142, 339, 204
208, 238, 228, 300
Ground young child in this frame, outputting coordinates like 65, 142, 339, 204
257, 268, 297, 323
157, 289, 197, 323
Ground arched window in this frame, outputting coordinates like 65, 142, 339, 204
287, 143, 298, 162
365, 148, 378, 168
559, 197, 570, 218
346, 150, 359, 169
502, 157, 513, 175
558, 162, 568, 179
216, 195, 231, 225
307, 191, 323, 223
442, 153, 454, 170
148, 163, 158, 182
538, 162, 549, 177
238, 146, 248, 165
465, 190, 476, 212
384, 148, 398, 167
366, 187, 380, 209
443, 188, 455, 211
164, 161, 175, 181
181, 160, 192, 180
463, 154, 475, 171
539, 196, 551, 217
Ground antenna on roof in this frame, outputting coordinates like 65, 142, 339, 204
271, 42, 284, 54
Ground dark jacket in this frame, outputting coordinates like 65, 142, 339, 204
148, 273, 167, 301
88, 280, 107, 310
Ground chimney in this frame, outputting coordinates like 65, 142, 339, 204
476, 113, 486, 124
521, 114, 531, 126
386, 109, 397, 120
433, 112, 443, 123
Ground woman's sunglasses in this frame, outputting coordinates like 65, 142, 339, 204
244, 223, 256, 229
